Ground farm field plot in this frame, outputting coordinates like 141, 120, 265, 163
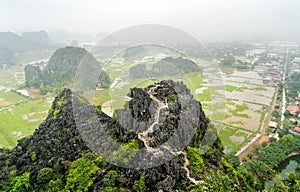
201, 69, 275, 154
0, 57, 275, 155
0, 67, 55, 149
0, 90, 28, 107
89, 72, 205, 116
0, 97, 53, 148
0, 66, 25, 89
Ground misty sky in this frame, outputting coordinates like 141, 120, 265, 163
1, 0, 300, 41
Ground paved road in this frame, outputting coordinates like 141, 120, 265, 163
280, 48, 288, 129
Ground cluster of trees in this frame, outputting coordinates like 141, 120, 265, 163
220, 55, 250, 69
129, 57, 200, 79
2, 153, 147, 192
210, 43, 252, 59
242, 134, 300, 189
123, 46, 147, 60
287, 72, 300, 99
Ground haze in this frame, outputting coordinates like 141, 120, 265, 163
1, 0, 300, 42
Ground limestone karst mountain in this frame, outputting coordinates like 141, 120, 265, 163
0, 80, 255, 191
25, 46, 111, 93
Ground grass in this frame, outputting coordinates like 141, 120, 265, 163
228, 121, 245, 125
0, 97, 52, 149
229, 103, 250, 119
0, 91, 28, 107
0, 66, 25, 88
253, 87, 268, 91
84, 89, 112, 105
196, 89, 212, 102
184, 72, 204, 92
258, 111, 267, 132
224, 85, 238, 92
218, 125, 254, 154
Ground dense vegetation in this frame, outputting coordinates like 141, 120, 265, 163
240, 134, 300, 190
287, 72, 300, 99
25, 46, 111, 94
220, 55, 250, 69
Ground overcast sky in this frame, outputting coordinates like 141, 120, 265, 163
1, 0, 300, 42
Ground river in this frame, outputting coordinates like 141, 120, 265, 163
265, 154, 300, 188
277, 155, 300, 178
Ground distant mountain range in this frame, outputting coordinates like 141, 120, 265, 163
0, 31, 52, 54
49, 29, 109, 45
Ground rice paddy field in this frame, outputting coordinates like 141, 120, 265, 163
0, 54, 276, 155
0, 66, 54, 149
89, 55, 276, 154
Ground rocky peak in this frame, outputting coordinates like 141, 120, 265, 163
0, 82, 252, 191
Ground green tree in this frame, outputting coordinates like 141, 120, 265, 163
103, 170, 118, 187
133, 175, 146, 192
271, 111, 280, 119
262, 141, 268, 148
253, 145, 262, 155
247, 152, 254, 159
221, 55, 236, 66
46, 179, 64, 192
8, 172, 31, 192
65, 157, 99, 191
37, 167, 55, 184
225, 154, 240, 168
187, 146, 204, 173
113, 139, 139, 166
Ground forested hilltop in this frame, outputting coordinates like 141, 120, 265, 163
130, 57, 200, 78
0, 81, 257, 191
25, 46, 111, 94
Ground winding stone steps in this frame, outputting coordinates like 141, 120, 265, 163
137, 83, 204, 185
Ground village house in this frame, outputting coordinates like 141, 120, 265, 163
293, 127, 300, 134
286, 105, 300, 116
269, 121, 278, 129
295, 92, 300, 103
289, 118, 297, 124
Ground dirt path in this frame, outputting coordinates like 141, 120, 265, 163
262, 87, 278, 131
237, 133, 269, 161
180, 151, 204, 185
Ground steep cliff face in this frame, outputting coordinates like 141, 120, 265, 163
0, 80, 254, 191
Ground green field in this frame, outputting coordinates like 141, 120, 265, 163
0, 98, 52, 148
0, 90, 28, 107
218, 124, 255, 154
0, 66, 54, 149
0, 66, 25, 88
0, 54, 274, 156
